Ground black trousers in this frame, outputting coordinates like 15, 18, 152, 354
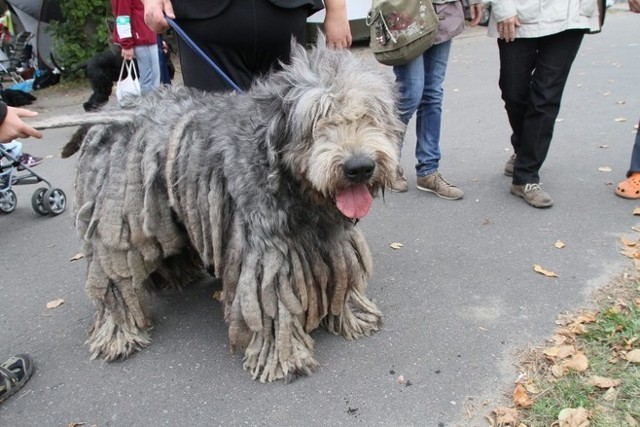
175, 0, 308, 92
498, 30, 585, 185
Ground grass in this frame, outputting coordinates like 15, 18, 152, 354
484, 275, 640, 426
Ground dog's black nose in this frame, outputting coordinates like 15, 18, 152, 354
343, 156, 375, 183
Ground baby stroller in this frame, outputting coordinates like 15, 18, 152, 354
0, 144, 66, 216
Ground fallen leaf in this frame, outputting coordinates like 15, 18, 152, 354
69, 252, 84, 261
212, 290, 223, 302
562, 352, 589, 373
599, 144, 609, 148
621, 237, 637, 247
555, 240, 566, 249
389, 242, 404, 250
602, 387, 618, 402
533, 264, 558, 278
491, 407, 519, 426
598, 166, 612, 172
513, 384, 533, 408
557, 407, 590, 427
46, 298, 65, 309
551, 364, 565, 378
626, 349, 640, 363
634, 207, 640, 216
625, 413, 639, 426
586, 376, 622, 388
544, 345, 575, 361
615, 117, 628, 122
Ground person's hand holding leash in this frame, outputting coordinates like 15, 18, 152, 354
141, 0, 174, 33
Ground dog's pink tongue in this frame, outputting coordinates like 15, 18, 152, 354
336, 185, 373, 219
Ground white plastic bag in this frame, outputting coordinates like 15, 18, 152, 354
115, 60, 140, 106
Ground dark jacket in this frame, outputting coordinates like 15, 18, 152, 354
172, 0, 324, 19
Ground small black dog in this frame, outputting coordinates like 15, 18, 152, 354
0, 86, 37, 107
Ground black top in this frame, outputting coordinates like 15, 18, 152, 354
172, 0, 324, 19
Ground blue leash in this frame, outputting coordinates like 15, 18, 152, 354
165, 16, 243, 93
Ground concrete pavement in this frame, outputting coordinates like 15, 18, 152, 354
1, 9, 639, 426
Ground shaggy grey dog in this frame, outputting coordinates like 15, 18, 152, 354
38, 35, 404, 382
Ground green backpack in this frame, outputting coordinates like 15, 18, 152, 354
366, 0, 439, 66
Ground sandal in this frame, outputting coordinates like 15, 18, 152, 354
0, 354, 34, 404
615, 173, 640, 199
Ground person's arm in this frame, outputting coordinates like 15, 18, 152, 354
0, 103, 43, 143
141, 0, 174, 33
113, 0, 135, 59
323, 0, 351, 49
482, 0, 520, 42
466, 0, 484, 27
630, 0, 640, 13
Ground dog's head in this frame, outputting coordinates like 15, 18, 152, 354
254, 33, 405, 221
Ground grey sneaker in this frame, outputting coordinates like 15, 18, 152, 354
416, 172, 464, 200
504, 154, 516, 177
510, 183, 553, 208
390, 167, 409, 193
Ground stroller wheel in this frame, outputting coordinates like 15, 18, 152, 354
44, 188, 67, 216
31, 188, 50, 216
0, 189, 17, 213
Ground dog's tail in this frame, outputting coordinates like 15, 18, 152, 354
28, 111, 136, 158
61, 125, 90, 158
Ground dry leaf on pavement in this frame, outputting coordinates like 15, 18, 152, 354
555, 240, 566, 249
46, 298, 65, 309
69, 252, 84, 261
389, 242, 404, 249
513, 384, 533, 408
533, 264, 558, 278
490, 406, 519, 426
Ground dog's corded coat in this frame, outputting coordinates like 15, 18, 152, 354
45, 35, 404, 382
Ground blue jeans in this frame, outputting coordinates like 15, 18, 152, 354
134, 44, 160, 95
393, 40, 452, 177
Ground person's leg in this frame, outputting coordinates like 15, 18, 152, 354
498, 37, 538, 160
393, 56, 426, 155
391, 54, 425, 192
615, 117, 640, 198
133, 44, 160, 95
414, 40, 451, 177
412, 40, 463, 199
511, 30, 585, 186
627, 118, 640, 176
